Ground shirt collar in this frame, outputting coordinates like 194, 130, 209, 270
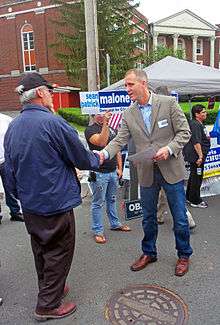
138, 92, 152, 109
21, 103, 51, 114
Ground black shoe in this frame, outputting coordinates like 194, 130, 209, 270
0, 215, 3, 224
10, 213, 24, 222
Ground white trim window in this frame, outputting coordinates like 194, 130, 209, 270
21, 24, 36, 72
158, 36, 166, 47
177, 38, 185, 50
133, 32, 146, 51
196, 38, 203, 55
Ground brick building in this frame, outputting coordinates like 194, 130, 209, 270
150, 9, 220, 68
1, 3, 219, 112
0, 0, 149, 111
0, 0, 75, 110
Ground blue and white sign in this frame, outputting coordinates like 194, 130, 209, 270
80, 90, 131, 114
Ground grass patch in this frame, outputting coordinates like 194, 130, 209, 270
69, 122, 86, 133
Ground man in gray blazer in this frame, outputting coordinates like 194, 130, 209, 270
100, 69, 193, 276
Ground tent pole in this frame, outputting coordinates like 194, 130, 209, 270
188, 95, 192, 119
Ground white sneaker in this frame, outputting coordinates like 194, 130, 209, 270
190, 201, 208, 208
186, 209, 196, 229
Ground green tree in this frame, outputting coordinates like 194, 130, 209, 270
142, 45, 185, 67
50, 0, 146, 89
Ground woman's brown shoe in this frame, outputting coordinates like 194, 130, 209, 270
111, 225, 131, 231
94, 234, 106, 244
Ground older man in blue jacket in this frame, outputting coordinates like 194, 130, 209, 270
4, 73, 100, 321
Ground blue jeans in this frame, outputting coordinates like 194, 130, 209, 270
0, 163, 20, 216
140, 167, 193, 259
90, 171, 122, 235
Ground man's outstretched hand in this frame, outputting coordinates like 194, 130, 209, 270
93, 150, 105, 165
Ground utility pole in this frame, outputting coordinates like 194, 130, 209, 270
84, 0, 100, 91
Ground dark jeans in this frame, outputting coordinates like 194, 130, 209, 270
0, 163, 20, 216
186, 162, 204, 205
140, 166, 193, 259
23, 209, 75, 311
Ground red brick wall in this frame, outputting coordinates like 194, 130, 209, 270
0, 72, 72, 111
0, 0, 149, 111
215, 28, 220, 68
184, 37, 192, 62
0, 17, 20, 74
202, 38, 210, 66
0, 0, 74, 111
0, 77, 20, 111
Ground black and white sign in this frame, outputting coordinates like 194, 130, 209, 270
125, 199, 143, 220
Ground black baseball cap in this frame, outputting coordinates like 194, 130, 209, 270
17, 73, 53, 94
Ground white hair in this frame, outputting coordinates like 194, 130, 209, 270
17, 88, 38, 104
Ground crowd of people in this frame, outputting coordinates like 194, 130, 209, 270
0, 70, 212, 321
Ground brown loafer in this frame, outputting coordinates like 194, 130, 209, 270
130, 254, 157, 271
175, 258, 189, 276
94, 234, 106, 244
34, 301, 77, 321
111, 225, 131, 231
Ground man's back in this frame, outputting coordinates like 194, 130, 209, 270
5, 104, 98, 215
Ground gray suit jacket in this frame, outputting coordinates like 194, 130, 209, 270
105, 93, 191, 186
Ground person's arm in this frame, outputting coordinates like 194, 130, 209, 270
88, 112, 112, 147
52, 116, 100, 171
3, 136, 18, 199
116, 152, 123, 178
194, 143, 203, 166
191, 122, 203, 166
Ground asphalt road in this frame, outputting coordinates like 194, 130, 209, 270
0, 111, 219, 324
0, 187, 220, 325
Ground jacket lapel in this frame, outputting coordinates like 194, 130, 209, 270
131, 102, 150, 137
151, 94, 160, 133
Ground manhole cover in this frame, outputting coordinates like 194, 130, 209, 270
105, 285, 188, 325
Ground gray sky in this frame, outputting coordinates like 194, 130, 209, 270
138, 0, 220, 25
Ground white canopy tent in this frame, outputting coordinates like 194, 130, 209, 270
103, 56, 220, 97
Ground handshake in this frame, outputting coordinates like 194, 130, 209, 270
93, 150, 106, 165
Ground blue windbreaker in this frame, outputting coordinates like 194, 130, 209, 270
4, 104, 99, 215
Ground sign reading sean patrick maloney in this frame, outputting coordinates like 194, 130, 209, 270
80, 90, 131, 115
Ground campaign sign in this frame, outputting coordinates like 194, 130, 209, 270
80, 90, 131, 114
80, 91, 100, 114
125, 199, 143, 220
204, 146, 220, 178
